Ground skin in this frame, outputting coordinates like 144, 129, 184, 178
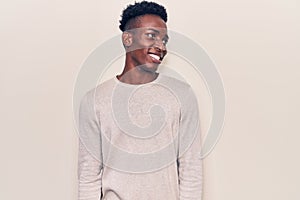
117, 14, 169, 84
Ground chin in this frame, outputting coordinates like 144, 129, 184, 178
141, 64, 159, 73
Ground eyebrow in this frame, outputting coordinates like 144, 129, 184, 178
147, 28, 169, 40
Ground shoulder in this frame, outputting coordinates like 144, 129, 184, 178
158, 74, 194, 95
80, 77, 116, 107
158, 74, 198, 110
86, 77, 116, 96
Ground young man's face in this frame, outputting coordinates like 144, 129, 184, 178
125, 14, 169, 73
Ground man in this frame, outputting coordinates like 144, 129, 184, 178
78, 1, 203, 199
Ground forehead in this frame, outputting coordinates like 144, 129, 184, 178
135, 14, 167, 30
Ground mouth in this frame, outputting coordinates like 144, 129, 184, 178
148, 52, 164, 64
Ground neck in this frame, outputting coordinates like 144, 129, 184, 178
117, 55, 160, 84
117, 65, 159, 85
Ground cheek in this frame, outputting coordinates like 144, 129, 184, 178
140, 40, 155, 47
134, 36, 154, 48
129, 43, 149, 52
131, 48, 148, 59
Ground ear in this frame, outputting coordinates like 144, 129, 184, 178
122, 31, 133, 48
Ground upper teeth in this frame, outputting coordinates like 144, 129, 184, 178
149, 54, 160, 60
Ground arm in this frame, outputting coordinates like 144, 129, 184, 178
78, 140, 102, 200
78, 91, 103, 200
178, 87, 203, 200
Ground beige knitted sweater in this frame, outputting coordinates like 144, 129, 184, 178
78, 74, 203, 200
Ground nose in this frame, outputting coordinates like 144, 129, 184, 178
154, 39, 167, 52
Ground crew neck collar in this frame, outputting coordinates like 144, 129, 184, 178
114, 73, 162, 87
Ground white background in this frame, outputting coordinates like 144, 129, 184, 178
1, 0, 299, 199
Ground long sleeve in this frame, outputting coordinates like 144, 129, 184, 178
78, 91, 103, 200
178, 87, 203, 200
78, 140, 102, 200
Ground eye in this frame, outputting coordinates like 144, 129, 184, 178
162, 38, 168, 45
146, 33, 156, 39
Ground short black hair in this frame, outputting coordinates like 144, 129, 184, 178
119, 1, 168, 32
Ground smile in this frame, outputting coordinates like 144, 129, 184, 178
149, 54, 160, 60
148, 53, 162, 63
